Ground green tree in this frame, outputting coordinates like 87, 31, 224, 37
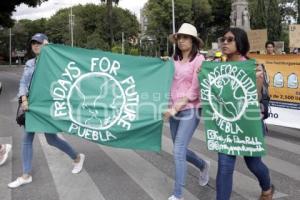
86, 33, 110, 50
0, 18, 47, 61
47, 4, 138, 51
46, 8, 70, 44
278, 0, 297, 23
208, 0, 231, 40
0, 0, 48, 27
267, 0, 282, 40
100, 0, 120, 49
251, 0, 267, 29
192, 0, 212, 46
144, 0, 213, 52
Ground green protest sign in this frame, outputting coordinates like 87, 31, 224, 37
26, 44, 174, 151
199, 60, 266, 156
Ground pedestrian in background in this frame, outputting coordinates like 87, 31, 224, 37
265, 41, 276, 55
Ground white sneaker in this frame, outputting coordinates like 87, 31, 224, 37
8, 176, 32, 188
199, 160, 210, 186
72, 153, 85, 174
168, 195, 184, 200
0, 144, 12, 166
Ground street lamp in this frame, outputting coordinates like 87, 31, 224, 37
54, 1, 74, 46
9, 28, 12, 66
69, 6, 74, 47
172, 0, 175, 54
122, 32, 124, 54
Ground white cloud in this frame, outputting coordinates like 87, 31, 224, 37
13, 0, 147, 21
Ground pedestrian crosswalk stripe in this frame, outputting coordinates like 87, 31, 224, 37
180, 124, 300, 182
38, 134, 106, 200
0, 137, 12, 200
264, 136, 300, 155
162, 134, 288, 199
263, 156, 300, 181
99, 144, 199, 200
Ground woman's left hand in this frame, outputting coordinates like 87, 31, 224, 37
21, 100, 29, 111
163, 108, 177, 120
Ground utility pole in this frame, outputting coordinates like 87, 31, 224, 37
69, 6, 74, 47
172, 0, 175, 54
298, 0, 300, 24
166, 36, 169, 56
9, 28, 12, 67
122, 32, 125, 54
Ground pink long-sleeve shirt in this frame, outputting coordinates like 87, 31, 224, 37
170, 54, 205, 111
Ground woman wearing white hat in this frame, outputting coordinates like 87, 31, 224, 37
164, 23, 210, 200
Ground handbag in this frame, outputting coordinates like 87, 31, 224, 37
16, 59, 36, 126
16, 97, 25, 126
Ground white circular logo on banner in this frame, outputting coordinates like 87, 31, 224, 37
208, 74, 248, 122
67, 72, 126, 130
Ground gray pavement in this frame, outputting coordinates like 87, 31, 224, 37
0, 66, 299, 200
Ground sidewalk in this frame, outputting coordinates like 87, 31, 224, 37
0, 65, 24, 76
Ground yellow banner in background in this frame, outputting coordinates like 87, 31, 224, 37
249, 54, 300, 129
250, 54, 300, 105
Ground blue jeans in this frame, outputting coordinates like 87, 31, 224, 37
216, 153, 271, 200
169, 108, 206, 198
22, 131, 78, 174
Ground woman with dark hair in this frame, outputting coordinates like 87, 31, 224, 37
164, 23, 210, 200
8, 33, 85, 189
217, 27, 274, 200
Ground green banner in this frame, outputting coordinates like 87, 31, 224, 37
199, 60, 266, 156
26, 44, 174, 151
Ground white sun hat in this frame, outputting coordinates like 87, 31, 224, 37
169, 23, 204, 48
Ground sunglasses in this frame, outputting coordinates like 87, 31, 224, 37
220, 36, 235, 43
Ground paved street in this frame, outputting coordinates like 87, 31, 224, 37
0, 66, 299, 200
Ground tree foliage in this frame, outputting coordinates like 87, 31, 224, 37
0, 0, 48, 27
250, 0, 267, 29
248, 0, 300, 42
48, 4, 138, 51
100, 0, 120, 48
0, 4, 139, 61
267, 0, 282, 41
278, 0, 298, 22
208, 0, 231, 35
144, 0, 225, 51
